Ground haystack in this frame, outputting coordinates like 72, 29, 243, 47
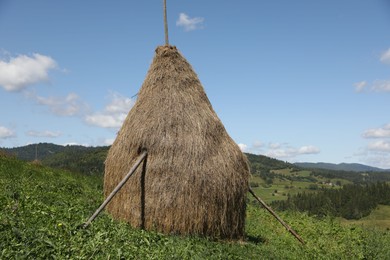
104, 45, 250, 239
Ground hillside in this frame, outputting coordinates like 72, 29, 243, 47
0, 143, 109, 175
1, 143, 67, 161
3, 144, 297, 175
42, 146, 108, 175
295, 162, 389, 172
245, 153, 297, 172
1, 154, 390, 258
0, 143, 104, 162
2, 143, 390, 184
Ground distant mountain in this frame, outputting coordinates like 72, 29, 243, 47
245, 153, 297, 172
0, 143, 109, 175
42, 145, 109, 175
1, 143, 92, 161
294, 162, 388, 172
1, 144, 296, 176
2, 143, 389, 177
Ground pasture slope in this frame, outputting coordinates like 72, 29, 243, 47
1, 154, 390, 259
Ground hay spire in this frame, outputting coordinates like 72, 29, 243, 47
104, 46, 250, 239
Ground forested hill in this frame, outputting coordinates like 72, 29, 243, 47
245, 153, 294, 168
0, 143, 95, 161
295, 162, 389, 172
1, 143, 390, 182
1, 143, 109, 175
1, 144, 296, 175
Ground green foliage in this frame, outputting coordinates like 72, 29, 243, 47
343, 205, 390, 230
310, 168, 390, 183
1, 143, 69, 161
0, 143, 109, 175
308, 184, 319, 190
245, 153, 298, 175
42, 146, 109, 175
245, 207, 390, 259
1, 156, 390, 258
272, 183, 390, 220
4, 143, 390, 184
295, 162, 387, 172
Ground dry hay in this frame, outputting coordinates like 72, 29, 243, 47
104, 45, 250, 239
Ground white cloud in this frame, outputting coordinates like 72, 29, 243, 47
367, 140, 390, 152
104, 93, 134, 114
298, 145, 321, 154
265, 143, 320, 159
240, 141, 320, 159
103, 138, 115, 145
371, 80, 390, 92
85, 92, 134, 128
362, 123, 390, 138
353, 145, 390, 169
252, 140, 263, 149
63, 142, 85, 146
354, 81, 367, 92
268, 142, 282, 149
26, 130, 61, 138
238, 143, 248, 152
176, 13, 204, 32
265, 148, 294, 158
380, 48, 390, 64
363, 156, 390, 169
85, 114, 127, 128
357, 123, 390, 168
27, 92, 86, 116
0, 53, 57, 91
353, 49, 390, 92
0, 126, 15, 139
353, 80, 390, 93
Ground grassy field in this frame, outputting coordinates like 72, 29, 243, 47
1, 155, 390, 259
252, 168, 390, 232
250, 168, 353, 204
340, 205, 390, 230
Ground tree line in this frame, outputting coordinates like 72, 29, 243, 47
271, 182, 390, 220
310, 169, 390, 184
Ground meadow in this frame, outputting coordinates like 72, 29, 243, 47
340, 205, 390, 230
1, 154, 390, 259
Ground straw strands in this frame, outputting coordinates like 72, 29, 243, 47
104, 45, 250, 239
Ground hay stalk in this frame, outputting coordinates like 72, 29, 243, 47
104, 46, 250, 239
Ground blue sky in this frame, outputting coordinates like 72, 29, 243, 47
1, 0, 390, 168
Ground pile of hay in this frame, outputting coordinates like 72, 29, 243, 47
104, 45, 250, 239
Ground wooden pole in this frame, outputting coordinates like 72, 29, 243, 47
163, 0, 169, 45
249, 187, 305, 245
83, 151, 148, 228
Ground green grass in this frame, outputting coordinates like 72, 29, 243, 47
1, 155, 390, 259
250, 175, 322, 204
250, 167, 356, 205
341, 205, 390, 230
272, 168, 311, 177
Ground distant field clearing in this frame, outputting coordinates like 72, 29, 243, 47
340, 205, 390, 230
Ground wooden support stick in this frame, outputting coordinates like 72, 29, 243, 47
83, 151, 148, 228
163, 0, 169, 45
249, 187, 305, 245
